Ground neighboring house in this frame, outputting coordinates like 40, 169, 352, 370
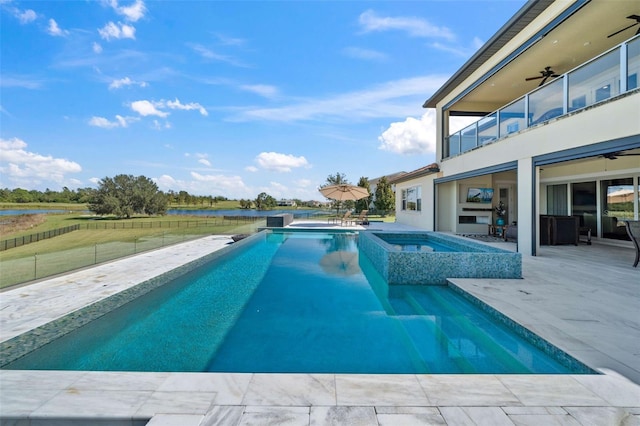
277, 199, 296, 207
394, 0, 640, 256
368, 172, 407, 211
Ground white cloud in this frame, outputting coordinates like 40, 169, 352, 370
109, 76, 148, 89
154, 173, 250, 198
130, 100, 168, 117
378, 110, 478, 155
378, 110, 437, 155
3, 4, 37, 24
88, 115, 137, 128
191, 153, 211, 167
165, 98, 208, 116
255, 152, 309, 172
152, 119, 171, 130
114, 0, 146, 22
47, 18, 68, 36
358, 9, 455, 41
0, 137, 82, 188
342, 47, 387, 61
234, 75, 447, 123
98, 21, 136, 41
93, 42, 103, 53
240, 84, 279, 99
17, 9, 37, 24
128, 99, 207, 119
245, 166, 258, 172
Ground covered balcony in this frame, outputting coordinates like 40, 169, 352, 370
433, 1, 640, 159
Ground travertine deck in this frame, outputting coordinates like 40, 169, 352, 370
1, 221, 638, 425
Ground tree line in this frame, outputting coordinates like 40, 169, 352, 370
1, 171, 396, 219
0, 186, 230, 207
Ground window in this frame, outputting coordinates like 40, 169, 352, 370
402, 186, 421, 211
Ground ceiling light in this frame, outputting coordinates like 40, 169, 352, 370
584, 41, 591, 46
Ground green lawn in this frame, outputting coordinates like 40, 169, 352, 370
0, 207, 395, 289
0, 212, 264, 289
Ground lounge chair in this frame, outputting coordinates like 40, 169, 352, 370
355, 210, 369, 226
327, 212, 343, 224
623, 220, 640, 268
340, 211, 352, 226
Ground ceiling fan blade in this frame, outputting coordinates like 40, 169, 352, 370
607, 22, 639, 38
538, 76, 549, 86
526, 76, 543, 81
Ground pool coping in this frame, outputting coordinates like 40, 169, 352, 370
1, 229, 639, 424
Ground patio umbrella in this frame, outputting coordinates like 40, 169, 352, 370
319, 184, 369, 201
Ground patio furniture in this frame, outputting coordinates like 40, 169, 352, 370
355, 210, 369, 226
540, 215, 579, 245
504, 223, 517, 242
488, 224, 507, 237
623, 220, 640, 268
573, 214, 592, 245
340, 211, 353, 226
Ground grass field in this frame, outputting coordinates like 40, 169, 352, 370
0, 211, 265, 289
0, 206, 393, 289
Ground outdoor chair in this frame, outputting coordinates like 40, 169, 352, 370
327, 212, 346, 224
355, 210, 369, 226
623, 220, 640, 268
340, 211, 352, 226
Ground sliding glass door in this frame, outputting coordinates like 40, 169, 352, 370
601, 178, 634, 241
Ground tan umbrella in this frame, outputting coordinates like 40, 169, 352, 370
319, 251, 361, 276
319, 184, 369, 201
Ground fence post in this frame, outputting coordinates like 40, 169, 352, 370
34, 253, 37, 280
95, 243, 98, 264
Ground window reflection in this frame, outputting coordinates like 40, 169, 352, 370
601, 178, 633, 241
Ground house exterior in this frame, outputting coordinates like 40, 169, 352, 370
367, 172, 407, 211
394, 0, 640, 256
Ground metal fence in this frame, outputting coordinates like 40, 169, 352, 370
0, 225, 80, 251
0, 219, 265, 289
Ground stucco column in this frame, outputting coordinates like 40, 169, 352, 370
517, 158, 536, 256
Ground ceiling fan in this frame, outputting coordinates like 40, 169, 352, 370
601, 151, 640, 160
607, 15, 640, 38
525, 66, 560, 87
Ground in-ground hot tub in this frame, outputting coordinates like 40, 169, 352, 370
358, 231, 521, 285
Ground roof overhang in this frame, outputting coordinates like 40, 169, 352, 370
423, 0, 555, 109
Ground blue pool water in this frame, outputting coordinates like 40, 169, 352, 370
3, 230, 588, 374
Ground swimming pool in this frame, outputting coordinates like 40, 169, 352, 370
1, 230, 592, 374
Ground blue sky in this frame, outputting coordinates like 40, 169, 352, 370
1, 0, 524, 201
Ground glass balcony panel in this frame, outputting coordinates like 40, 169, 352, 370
627, 37, 640, 90
478, 113, 497, 145
568, 47, 620, 111
448, 133, 461, 157
528, 78, 563, 126
499, 98, 525, 136
460, 124, 477, 153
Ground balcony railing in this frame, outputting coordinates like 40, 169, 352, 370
445, 34, 640, 158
